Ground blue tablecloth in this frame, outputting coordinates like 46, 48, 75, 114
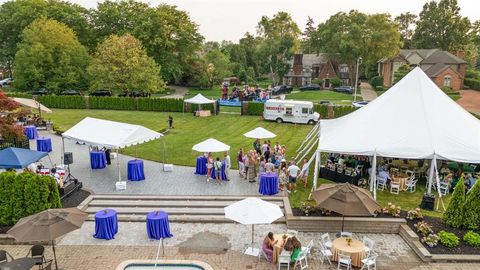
128, 159, 145, 181
211, 161, 227, 180
259, 172, 279, 195
24, 125, 38, 140
146, 211, 173, 240
94, 209, 118, 240
195, 156, 207, 175
90, 151, 107, 169
36, 137, 52, 152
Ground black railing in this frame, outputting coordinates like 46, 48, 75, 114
0, 138, 29, 150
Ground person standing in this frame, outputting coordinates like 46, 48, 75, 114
300, 158, 309, 188
237, 148, 244, 177
167, 115, 174, 128
278, 159, 288, 192
206, 153, 213, 182
214, 157, 222, 185
224, 152, 231, 181
254, 139, 261, 155
287, 161, 300, 193
258, 156, 266, 182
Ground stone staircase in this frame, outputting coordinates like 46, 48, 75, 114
78, 195, 288, 224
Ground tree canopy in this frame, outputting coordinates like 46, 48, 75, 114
88, 34, 165, 94
13, 18, 89, 93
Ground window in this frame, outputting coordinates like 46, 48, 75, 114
302, 108, 309, 114
285, 107, 293, 115
443, 75, 451, 87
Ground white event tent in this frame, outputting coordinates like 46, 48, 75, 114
62, 117, 163, 184
183, 93, 215, 113
243, 127, 276, 139
308, 67, 480, 201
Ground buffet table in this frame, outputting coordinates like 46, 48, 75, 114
320, 167, 361, 185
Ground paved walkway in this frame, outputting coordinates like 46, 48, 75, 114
161, 85, 188, 99
33, 131, 273, 196
457, 90, 480, 116
360, 82, 378, 101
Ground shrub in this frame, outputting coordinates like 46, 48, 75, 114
369, 76, 384, 88
464, 231, 480, 247
312, 78, 324, 86
414, 221, 433, 237
37, 95, 86, 109
463, 181, 480, 230
465, 78, 480, 90
330, 77, 341, 87
407, 208, 424, 221
300, 200, 317, 216
137, 98, 183, 112
443, 179, 465, 228
89, 96, 137, 110
421, 234, 439, 247
3, 92, 32, 98
245, 102, 264, 116
382, 202, 401, 217
438, 231, 460, 248
441, 86, 453, 94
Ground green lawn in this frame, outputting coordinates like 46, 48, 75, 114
289, 178, 451, 218
286, 90, 361, 105
48, 109, 312, 168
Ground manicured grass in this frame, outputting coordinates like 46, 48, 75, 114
186, 88, 219, 99
286, 90, 361, 104
49, 109, 312, 168
289, 178, 451, 218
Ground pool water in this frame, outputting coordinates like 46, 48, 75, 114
124, 264, 204, 270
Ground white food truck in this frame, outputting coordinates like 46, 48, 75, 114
263, 99, 320, 124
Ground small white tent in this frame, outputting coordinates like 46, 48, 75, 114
312, 67, 480, 200
243, 127, 276, 139
183, 94, 215, 114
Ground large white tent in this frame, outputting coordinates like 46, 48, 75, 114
62, 117, 163, 184
308, 67, 480, 200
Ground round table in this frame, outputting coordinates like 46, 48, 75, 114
90, 151, 107, 169
392, 175, 409, 191
272, 233, 292, 264
127, 159, 145, 181
331, 237, 366, 268
0, 257, 35, 270
94, 209, 118, 240
195, 156, 207, 175
24, 125, 38, 140
259, 172, 279, 195
146, 210, 173, 240
36, 137, 52, 152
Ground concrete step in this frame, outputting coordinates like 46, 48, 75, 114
89, 194, 285, 201
87, 214, 287, 223
89, 199, 285, 208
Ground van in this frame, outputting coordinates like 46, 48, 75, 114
263, 99, 320, 124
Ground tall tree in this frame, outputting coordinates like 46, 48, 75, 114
204, 46, 232, 88
315, 11, 401, 85
88, 34, 165, 94
13, 18, 89, 93
443, 179, 465, 228
256, 12, 300, 85
412, 0, 471, 52
463, 180, 480, 230
395, 12, 417, 49
393, 64, 413, 84
301, 16, 317, 54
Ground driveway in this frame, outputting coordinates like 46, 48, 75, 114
360, 82, 378, 101
457, 90, 480, 116
161, 85, 188, 99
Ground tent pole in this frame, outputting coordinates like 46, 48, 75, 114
61, 137, 65, 165
313, 150, 320, 189
371, 152, 377, 200
117, 148, 121, 182
427, 158, 436, 194
251, 224, 254, 244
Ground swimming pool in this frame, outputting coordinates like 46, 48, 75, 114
117, 260, 213, 270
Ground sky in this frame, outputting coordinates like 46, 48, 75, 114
2, 0, 479, 42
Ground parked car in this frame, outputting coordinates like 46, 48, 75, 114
0, 78, 13, 87
318, 100, 331, 105
352, 101, 369, 108
299, 84, 321, 91
118, 91, 150, 97
31, 88, 49, 96
271, 85, 293, 95
60, 90, 81, 96
90, 90, 112, 97
333, 86, 354, 94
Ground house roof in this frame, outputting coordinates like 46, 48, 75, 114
288, 54, 329, 67
421, 50, 467, 64
400, 49, 438, 60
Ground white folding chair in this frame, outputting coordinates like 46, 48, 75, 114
340, 232, 353, 238
287, 229, 298, 237
337, 253, 352, 270
405, 169, 414, 177
301, 239, 314, 261
278, 254, 290, 270
439, 181, 450, 195
319, 241, 332, 265
376, 176, 387, 190
360, 254, 378, 270
293, 250, 308, 270
362, 236, 375, 255
406, 178, 418, 193
390, 181, 400, 194
321, 233, 333, 249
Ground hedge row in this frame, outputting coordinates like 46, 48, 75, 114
245, 102, 356, 119
0, 172, 61, 226
244, 102, 265, 116
138, 97, 184, 112
3, 92, 33, 98
465, 78, 480, 91
89, 97, 137, 110
37, 95, 85, 109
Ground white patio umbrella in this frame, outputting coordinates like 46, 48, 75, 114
192, 138, 230, 153
224, 197, 284, 244
12, 97, 52, 113
243, 127, 277, 139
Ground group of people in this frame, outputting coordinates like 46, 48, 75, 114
220, 84, 271, 102
439, 164, 478, 191
237, 139, 309, 193
263, 232, 303, 264
204, 152, 231, 185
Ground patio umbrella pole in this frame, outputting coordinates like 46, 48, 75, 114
341, 215, 345, 233
52, 240, 59, 270
252, 224, 254, 244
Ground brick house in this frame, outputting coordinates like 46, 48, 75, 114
378, 49, 467, 91
283, 53, 350, 88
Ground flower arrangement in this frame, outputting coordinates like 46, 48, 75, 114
346, 237, 353, 246
382, 202, 401, 217
320, 208, 331, 216
282, 234, 288, 241
300, 200, 317, 216
421, 234, 439, 247
406, 208, 424, 221
414, 221, 433, 237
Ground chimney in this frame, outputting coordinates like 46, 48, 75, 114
293, 54, 303, 75
456, 50, 464, 60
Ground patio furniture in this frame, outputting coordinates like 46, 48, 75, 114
376, 176, 387, 190
43, 261, 53, 270
340, 232, 353, 238
90, 151, 107, 169
293, 251, 308, 270
278, 251, 291, 270
286, 229, 298, 237
259, 172, 279, 195
362, 237, 375, 255
0, 257, 35, 270
321, 233, 333, 249
360, 254, 378, 270
272, 233, 291, 264
0, 250, 13, 264
301, 239, 314, 261
319, 241, 333, 265
127, 159, 145, 181
390, 181, 400, 194
24, 125, 38, 140
337, 253, 352, 270
332, 237, 366, 268
146, 211, 173, 240
406, 178, 418, 193
94, 209, 118, 240
36, 137, 52, 152
439, 181, 450, 195
195, 156, 207, 175
405, 170, 414, 177
27, 245, 45, 269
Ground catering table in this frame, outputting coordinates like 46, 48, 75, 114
24, 125, 38, 140
36, 137, 52, 152
127, 159, 145, 181
320, 167, 361, 185
90, 151, 107, 169
0, 257, 35, 270
94, 209, 118, 240
210, 161, 227, 180
272, 233, 291, 264
391, 160, 419, 170
146, 210, 173, 240
392, 175, 409, 191
195, 156, 207, 175
259, 172, 279, 195
332, 237, 366, 268
195, 110, 211, 117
